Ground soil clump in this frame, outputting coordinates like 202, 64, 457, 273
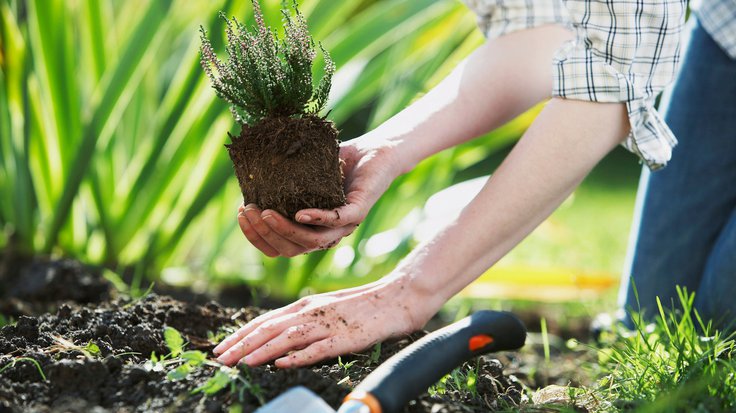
227, 116, 345, 220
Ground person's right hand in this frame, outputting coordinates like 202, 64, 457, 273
238, 138, 404, 257
212, 275, 441, 368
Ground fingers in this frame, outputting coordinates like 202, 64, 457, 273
261, 210, 356, 251
216, 314, 299, 366
241, 322, 329, 366
238, 208, 279, 257
213, 299, 308, 356
242, 205, 305, 257
274, 337, 343, 368
238, 203, 356, 256
295, 202, 364, 228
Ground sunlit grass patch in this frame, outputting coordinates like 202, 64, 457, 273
595, 286, 736, 412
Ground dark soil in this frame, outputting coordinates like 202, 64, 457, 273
227, 116, 346, 219
0, 258, 526, 413
0, 255, 113, 319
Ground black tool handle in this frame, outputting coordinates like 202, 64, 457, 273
354, 311, 526, 413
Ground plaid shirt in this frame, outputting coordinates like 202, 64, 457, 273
697, 0, 736, 59
464, 0, 689, 170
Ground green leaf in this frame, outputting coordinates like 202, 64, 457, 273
194, 369, 232, 395
181, 350, 207, 366
166, 363, 192, 381
163, 326, 185, 357
85, 342, 101, 356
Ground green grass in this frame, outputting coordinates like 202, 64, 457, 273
593, 287, 736, 412
441, 286, 736, 412
428, 359, 481, 398
506, 286, 736, 412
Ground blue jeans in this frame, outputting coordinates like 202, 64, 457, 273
619, 20, 736, 330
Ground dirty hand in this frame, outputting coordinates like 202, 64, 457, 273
238, 139, 403, 257
212, 277, 438, 368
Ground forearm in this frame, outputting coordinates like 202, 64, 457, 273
215, 98, 631, 368
392, 98, 630, 318
362, 25, 573, 174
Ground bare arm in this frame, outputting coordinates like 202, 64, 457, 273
240, 25, 575, 256
214, 26, 630, 368
367, 25, 573, 174
391, 98, 629, 316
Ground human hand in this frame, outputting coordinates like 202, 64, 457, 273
238, 139, 403, 257
212, 277, 439, 368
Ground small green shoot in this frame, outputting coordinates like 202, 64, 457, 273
369, 342, 382, 366
335, 356, 358, 385
167, 363, 194, 381
0, 314, 16, 328
0, 357, 47, 381
84, 341, 101, 357
194, 366, 234, 394
113, 351, 142, 359
192, 365, 265, 405
428, 360, 480, 398
233, 366, 266, 405
164, 326, 185, 358
49, 335, 102, 358
156, 326, 265, 404
337, 356, 356, 373
541, 317, 551, 364
122, 282, 156, 309
207, 326, 235, 344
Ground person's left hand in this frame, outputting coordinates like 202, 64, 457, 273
237, 138, 404, 257
236, 203, 357, 258
212, 277, 439, 368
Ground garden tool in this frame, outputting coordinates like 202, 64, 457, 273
255, 310, 527, 413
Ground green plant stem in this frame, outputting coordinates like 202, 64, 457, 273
0, 357, 47, 381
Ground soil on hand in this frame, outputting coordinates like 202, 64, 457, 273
227, 116, 345, 219
0, 258, 525, 413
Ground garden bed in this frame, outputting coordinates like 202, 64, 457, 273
0, 257, 536, 413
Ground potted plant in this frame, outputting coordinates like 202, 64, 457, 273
199, 1, 345, 219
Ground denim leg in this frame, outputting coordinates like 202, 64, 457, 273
695, 207, 736, 331
620, 21, 736, 327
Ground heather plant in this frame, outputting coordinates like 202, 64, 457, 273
199, 1, 335, 125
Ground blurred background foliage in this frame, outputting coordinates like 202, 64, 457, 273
0, 0, 640, 303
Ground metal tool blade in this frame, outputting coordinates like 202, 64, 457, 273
254, 386, 336, 413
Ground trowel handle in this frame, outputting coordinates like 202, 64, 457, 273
341, 310, 526, 413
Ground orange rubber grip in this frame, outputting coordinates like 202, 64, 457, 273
468, 334, 494, 351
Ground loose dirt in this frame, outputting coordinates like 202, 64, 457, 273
0, 258, 525, 412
